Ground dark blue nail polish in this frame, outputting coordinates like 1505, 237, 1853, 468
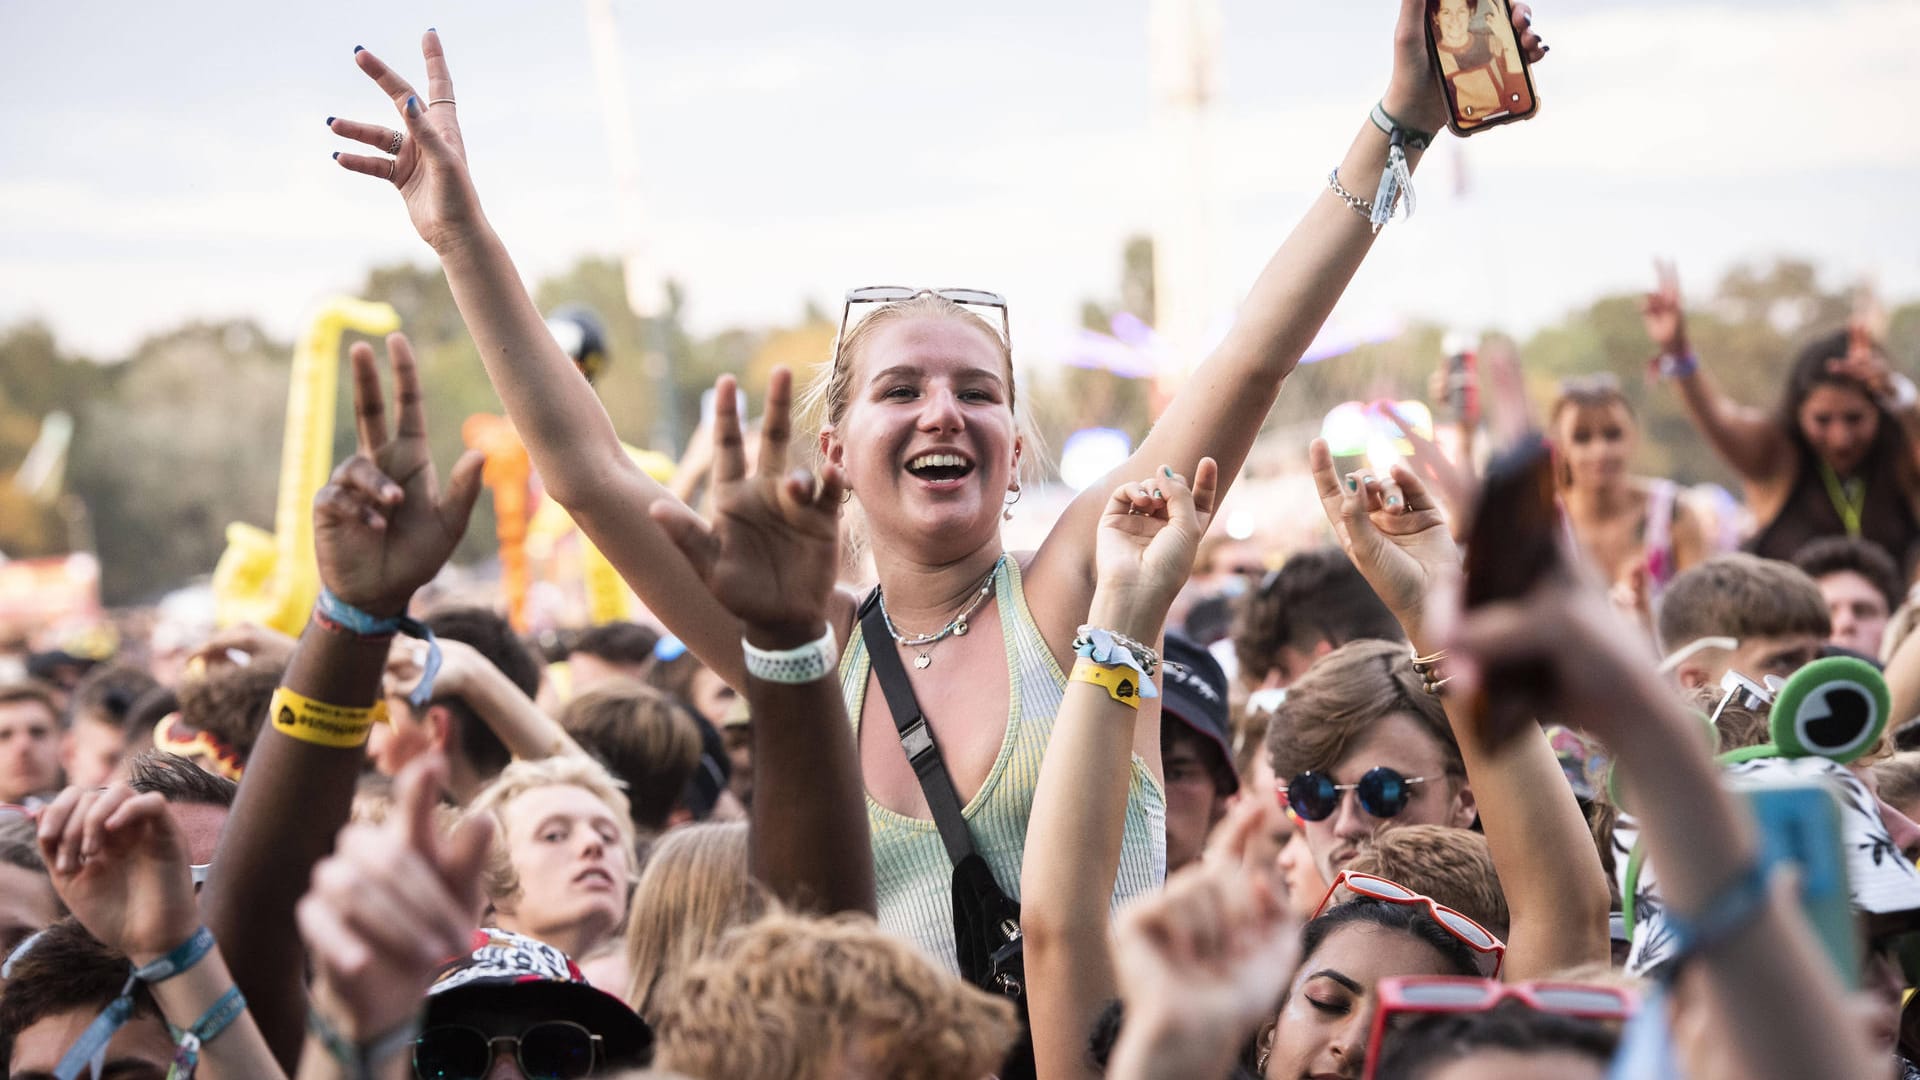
1344, 476, 1358, 492
331, 152, 340, 160
353, 45, 364, 53
428, 26, 437, 32
405, 95, 419, 117
325, 116, 335, 126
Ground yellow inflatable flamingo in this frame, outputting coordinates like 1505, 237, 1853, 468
211, 298, 401, 635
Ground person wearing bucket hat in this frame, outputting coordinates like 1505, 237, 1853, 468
1160, 631, 1237, 872
414, 928, 654, 1077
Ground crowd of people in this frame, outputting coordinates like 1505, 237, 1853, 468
6, 2, 1920, 1077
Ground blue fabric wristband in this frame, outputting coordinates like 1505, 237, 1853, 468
1660, 856, 1776, 975
53, 928, 217, 1080
316, 588, 442, 708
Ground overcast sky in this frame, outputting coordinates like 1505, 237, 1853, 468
3, 0, 1915, 363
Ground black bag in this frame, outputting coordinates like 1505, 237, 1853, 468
859, 592, 1033, 1071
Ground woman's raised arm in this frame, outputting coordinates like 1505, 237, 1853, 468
1642, 262, 1792, 486
1031, 1, 1545, 603
328, 32, 747, 683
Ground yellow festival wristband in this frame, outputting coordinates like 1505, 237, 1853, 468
268, 687, 388, 749
1070, 659, 1143, 710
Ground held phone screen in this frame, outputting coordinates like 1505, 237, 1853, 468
1736, 779, 1859, 987
1427, 0, 1538, 134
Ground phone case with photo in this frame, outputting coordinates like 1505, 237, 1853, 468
1425, 0, 1541, 137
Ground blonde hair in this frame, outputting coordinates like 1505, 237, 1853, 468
799, 292, 1045, 496
467, 755, 638, 905
623, 822, 767, 1023
655, 910, 1019, 1080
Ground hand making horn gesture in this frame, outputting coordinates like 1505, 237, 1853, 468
328, 30, 482, 254
649, 369, 848, 647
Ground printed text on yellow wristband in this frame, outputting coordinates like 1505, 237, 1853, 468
1070, 659, 1142, 710
269, 687, 388, 749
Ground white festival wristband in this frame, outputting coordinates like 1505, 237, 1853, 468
742, 623, 839, 684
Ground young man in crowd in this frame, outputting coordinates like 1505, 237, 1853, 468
1794, 536, 1907, 659
0, 920, 175, 1078
59, 664, 156, 788
1159, 632, 1237, 872
0, 683, 62, 807
370, 605, 545, 803
1266, 639, 1477, 885
1657, 553, 1831, 689
1230, 545, 1405, 704
563, 620, 660, 693
125, 750, 236, 874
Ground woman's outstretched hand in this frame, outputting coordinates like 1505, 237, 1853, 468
1642, 259, 1691, 359
649, 369, 846, 645
1310, 437, 1457, 637
1090, 459, 1219, 634
329, 30, 484, 253
1383, 0, 1547, 136
314, 333, 485, 619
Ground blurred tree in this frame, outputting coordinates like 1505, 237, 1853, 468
65, 321, 288, 602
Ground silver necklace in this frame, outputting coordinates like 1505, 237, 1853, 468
878, 554, 1006, 669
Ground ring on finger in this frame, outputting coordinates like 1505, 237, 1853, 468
387, 130, 403, 155
386, 159, 396, 182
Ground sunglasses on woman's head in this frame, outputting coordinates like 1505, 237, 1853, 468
1278, 766, 1427, 822
413, 1021, 602, 1080
1313, 870, 1506, 977
833, 286, 1011, 372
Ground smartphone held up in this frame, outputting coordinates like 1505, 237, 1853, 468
1426, 0, 1540, 136
1462, 431, 1565, 744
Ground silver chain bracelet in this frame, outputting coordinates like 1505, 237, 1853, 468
1327, 168, 1375, 221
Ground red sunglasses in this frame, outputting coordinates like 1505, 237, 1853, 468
1362, 975, 1638, 1080
1313, 870, 1507, 978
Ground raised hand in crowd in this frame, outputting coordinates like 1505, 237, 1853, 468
386, 635, 582, 763
1106, 799, 1299, 1080
648, 370, 873, 917
1446, 568, 1884, 1080
331, 31, 481, 255
1641, 258, 1691, 362
316, 334, 484, 620
188, 622, 298, 677
1024, 460, 1218, 1080
38, 781, 282, 1078
1309, 438, 1610, 980
295, 753, 492, 1080
203, 332, 483, 1068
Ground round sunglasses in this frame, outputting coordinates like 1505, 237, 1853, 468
413, 1020, 602, 1080
1279, 766, 1428, 822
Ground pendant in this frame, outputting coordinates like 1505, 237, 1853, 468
954, 618, 969, 637
914, 653, 932, 670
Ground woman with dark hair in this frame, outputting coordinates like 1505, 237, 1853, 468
1549, 374, 1708, 603
1643, 265, 1920, 574
1258, 882, 1500, 1078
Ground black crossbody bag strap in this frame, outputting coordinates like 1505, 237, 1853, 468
858, 588, 978, 866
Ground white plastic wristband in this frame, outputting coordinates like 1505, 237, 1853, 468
742, 624, 839, 684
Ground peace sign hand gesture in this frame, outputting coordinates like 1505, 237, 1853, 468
314, 333, 484, 619
1310, 438, 1458, 637
329, 30, 483, 254
650, 369, 847, 644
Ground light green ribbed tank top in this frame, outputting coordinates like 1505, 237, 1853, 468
839, 555, 1167, 971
